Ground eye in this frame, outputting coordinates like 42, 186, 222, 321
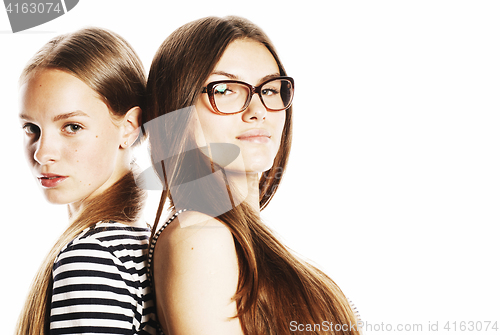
63, 123, 83, 134
261, 88, 279, 96
214, 84, 235, 96
22, 123, 40, 135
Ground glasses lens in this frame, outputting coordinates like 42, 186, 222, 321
212, 82, 250, 114
261, 79, 293, 111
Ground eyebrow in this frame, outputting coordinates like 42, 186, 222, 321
212, 71, 239, 80
211, 71, 281, 84
18, 113, 33, 121
52, 111, 90, 122
19, 110, 90, 122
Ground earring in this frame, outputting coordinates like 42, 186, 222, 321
123, 140, 128, 148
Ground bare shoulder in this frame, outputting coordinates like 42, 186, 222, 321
156, 211, 235, 255
153, 211, 242, 334
153, 210, 239, 289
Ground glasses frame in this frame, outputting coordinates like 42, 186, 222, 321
201, 76, 294, 115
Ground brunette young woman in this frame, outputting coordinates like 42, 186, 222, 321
16, 28, 157, 334
144, 16, 361, 334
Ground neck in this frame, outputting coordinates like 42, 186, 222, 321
68, 200, 83, 220
225, 170, 260, 214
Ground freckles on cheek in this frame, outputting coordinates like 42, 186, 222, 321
71, 149, 98, 188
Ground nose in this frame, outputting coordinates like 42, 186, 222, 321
34, 132, 59, 165
242, 93, 267, 122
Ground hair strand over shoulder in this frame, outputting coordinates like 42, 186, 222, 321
146, 16, 360, 335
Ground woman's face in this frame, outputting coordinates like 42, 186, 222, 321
19, 69, 126, 205
194, 39, 286, 174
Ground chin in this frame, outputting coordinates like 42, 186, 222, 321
245, 162, 274, 174
44, 196, 69, 205
43, 190, 74, 205
243, 154, 276, 173
219, 149, 276, 175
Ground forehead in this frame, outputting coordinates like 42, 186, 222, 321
21, 69, 91, 102
213, 39, 280, 83
19, 69, 105, 119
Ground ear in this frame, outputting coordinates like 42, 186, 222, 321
120, 106, 142, 148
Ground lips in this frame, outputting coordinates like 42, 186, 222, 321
37, 173, 68, 188
236, 129, 271, 144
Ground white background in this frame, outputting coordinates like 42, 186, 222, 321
1, 1, 499, 334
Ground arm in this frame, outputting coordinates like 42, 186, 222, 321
154, 211, 244, 335
50, 234, 141, 335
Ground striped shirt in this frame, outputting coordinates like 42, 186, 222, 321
50, 222, 157, 335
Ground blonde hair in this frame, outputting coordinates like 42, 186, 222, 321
15, 27, 147, 335
145, 16, 360, 334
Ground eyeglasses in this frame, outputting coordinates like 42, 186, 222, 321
201, 76, 294, 115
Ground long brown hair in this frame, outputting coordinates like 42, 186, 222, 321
145, 16, 360, 334
16, 27, 147, 335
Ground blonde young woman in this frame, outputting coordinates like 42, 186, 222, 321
16, 28, 157, 334
144, 16, 361, 334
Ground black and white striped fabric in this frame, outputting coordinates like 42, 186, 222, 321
50, 221, 157, 335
